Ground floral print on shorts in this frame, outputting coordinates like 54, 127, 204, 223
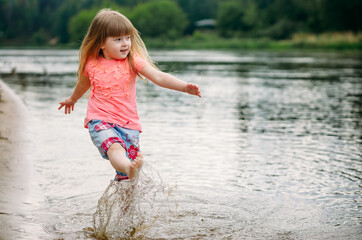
87, 119, 140, 181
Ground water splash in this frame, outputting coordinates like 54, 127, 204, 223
92, 163, 174, 239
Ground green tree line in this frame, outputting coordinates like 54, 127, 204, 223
0, 0, 361, 46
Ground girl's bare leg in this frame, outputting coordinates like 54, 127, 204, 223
107, 143, 143, 179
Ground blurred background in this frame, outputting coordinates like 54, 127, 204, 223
0, 0, 361, 49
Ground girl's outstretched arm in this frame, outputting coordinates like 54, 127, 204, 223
140, 63, 201, 97
58, 76, 91, 114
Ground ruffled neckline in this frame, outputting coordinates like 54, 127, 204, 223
98, 56, 127, 64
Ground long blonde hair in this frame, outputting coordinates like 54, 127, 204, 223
77, 8, 155, 81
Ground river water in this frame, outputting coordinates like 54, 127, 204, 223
0, 49, 361, 239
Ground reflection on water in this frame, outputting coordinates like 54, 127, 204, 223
0, 49, 361, 239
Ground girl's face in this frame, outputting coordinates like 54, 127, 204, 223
101, 35, 131, 60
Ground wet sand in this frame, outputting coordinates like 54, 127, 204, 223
0, 79, 31, 239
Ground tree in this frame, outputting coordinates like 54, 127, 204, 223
175, 0, 220, 22
216, 0, 258, 37
130, 0, 188, 39
68, 6, 131, 44
68, 9, 99, 43
318, 0, 362, 32
175, 0, 221, 34
67, 1, 131, 44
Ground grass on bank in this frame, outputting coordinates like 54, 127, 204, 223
1, 31, 361, 51
144, 31, 362, 50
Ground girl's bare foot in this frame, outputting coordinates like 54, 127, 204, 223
128, 152, 143, 179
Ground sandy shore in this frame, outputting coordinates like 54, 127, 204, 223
0, 79, 31, 239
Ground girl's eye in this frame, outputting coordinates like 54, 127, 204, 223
115, 37, 130, 41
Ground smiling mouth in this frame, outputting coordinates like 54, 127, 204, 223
120, 49, 129, 53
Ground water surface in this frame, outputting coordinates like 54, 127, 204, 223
0, 49, 361, 239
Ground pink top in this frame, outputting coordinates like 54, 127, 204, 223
83, 54, 146, 131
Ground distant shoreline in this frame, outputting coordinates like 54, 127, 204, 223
144, 32, 362, 51
1, 32, 361, 51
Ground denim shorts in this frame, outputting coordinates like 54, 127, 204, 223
87, 119, 140, 181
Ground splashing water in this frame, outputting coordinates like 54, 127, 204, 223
92, 163, 175, 240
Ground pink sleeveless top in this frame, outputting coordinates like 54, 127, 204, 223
83, 55, 146, 131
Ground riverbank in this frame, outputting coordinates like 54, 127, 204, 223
143, 32, 362, 50
0, 80, 32, 239
1, 32, 361, 51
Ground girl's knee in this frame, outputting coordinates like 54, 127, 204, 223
107, 142, 126, 155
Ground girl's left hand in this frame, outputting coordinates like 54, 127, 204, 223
58, 96, 77, 114
185, 83, 201, 97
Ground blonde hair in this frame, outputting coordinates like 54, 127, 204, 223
77, 8, 156, 81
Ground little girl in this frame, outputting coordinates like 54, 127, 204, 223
58, 9, 201, 181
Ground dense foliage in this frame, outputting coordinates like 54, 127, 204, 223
131, 0, 187, 39
217, 0, 362, 39
0, 0, 361, 45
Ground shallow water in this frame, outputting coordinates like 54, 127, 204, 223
0, 49, 361, 239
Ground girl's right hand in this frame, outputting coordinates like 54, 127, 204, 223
185, 83, 201, 97
58, 97, 77, 114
